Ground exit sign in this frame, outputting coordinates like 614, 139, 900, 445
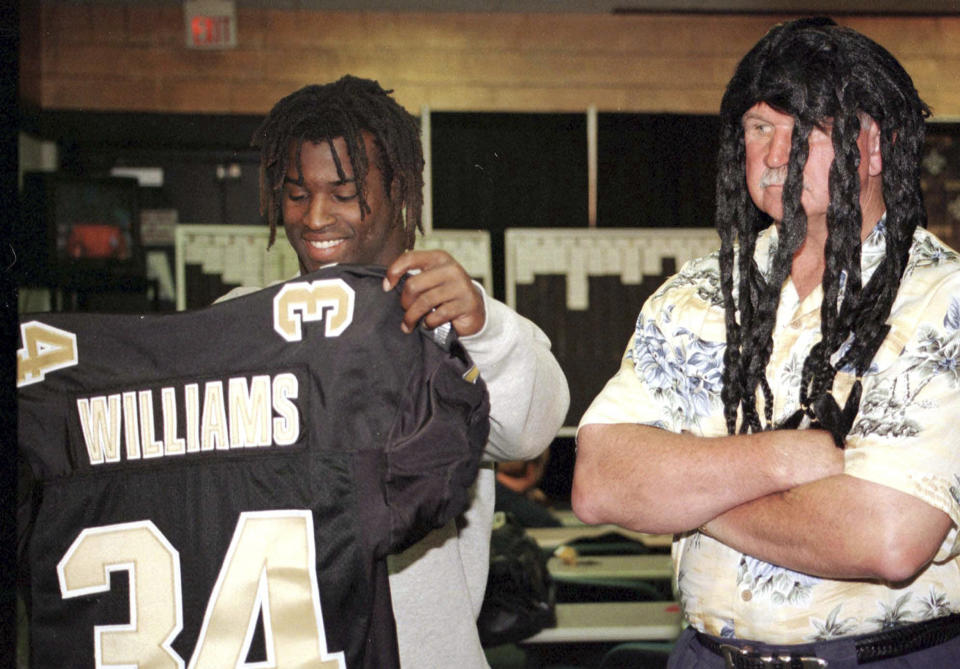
184, 0, 237, 49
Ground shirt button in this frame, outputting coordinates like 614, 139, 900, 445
741, 590, 752, 602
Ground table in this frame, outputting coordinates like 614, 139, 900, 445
527, 525, 673, 551
547, 553, 673, 582
522, 601, 683, 644
551, 509, 588, 527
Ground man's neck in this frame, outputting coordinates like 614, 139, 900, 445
788, 207, 887, 302
790, 236, 827, 301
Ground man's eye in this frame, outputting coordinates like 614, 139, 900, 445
334, 192, 358, 203
286, 191, 307, 202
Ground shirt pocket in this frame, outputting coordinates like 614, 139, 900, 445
833, 321, 909, 404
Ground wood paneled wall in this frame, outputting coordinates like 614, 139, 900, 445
20, 4, 960, 119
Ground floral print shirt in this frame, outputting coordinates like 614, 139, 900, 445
579, 221, 960, 643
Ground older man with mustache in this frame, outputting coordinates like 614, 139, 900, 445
574, 17, 960, 669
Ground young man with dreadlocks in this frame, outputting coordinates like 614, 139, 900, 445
573, 18, 960, 668
219, 75, 569, 667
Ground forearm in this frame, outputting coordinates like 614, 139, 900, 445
572, 423, 842, 534
460, 295, 569, 461
703, 474, 952, 581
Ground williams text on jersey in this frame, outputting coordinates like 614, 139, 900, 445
76, 370, 303, 465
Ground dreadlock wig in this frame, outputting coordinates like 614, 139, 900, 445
253, 75, 425, 251
715, 17, 930, 444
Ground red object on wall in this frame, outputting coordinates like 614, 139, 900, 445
67, 224, 129, 259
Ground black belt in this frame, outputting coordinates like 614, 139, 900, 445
696, 636, 825, 669
696, 613, 960, 668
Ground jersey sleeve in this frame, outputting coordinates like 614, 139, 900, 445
380, 334, 490, 555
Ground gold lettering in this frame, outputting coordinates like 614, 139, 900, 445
76, 373, 300, 466
139, 390, 164, 459
17, 321, 79, 387
273, 280, 355, 342
77, 395, 122, 465
201, 381, 229, 451
229, 376, 272, 448
161, 387, 186, 456
185, 383, 201, 453
122, 391, 142, 460
272, 373, 299, 447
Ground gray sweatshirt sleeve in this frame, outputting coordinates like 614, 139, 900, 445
458, 283, 570, 463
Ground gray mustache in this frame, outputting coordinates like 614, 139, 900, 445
760, 168, 787, 188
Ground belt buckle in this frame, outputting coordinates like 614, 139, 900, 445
719, 643, 828, 668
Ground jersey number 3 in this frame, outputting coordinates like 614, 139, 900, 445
57, 510, 346, 668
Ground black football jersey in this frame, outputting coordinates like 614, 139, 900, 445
17, 264, 490, 669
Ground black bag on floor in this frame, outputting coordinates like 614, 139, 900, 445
477, 511, 557, 647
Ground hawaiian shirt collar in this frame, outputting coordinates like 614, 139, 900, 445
752, 214, 889, 290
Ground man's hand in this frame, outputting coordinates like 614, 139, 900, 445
384, 249, 486, 337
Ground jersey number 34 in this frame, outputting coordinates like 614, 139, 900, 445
58, 510, 347, 668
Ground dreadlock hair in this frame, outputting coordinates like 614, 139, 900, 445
715, 17, 930, 444
253, 75, 425, 251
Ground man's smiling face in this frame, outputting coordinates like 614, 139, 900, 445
281, 132, 406, 273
